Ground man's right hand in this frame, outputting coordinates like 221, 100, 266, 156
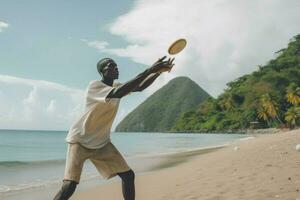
149, 56, 175, 74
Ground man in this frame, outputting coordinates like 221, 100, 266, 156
53, 56, 175, 200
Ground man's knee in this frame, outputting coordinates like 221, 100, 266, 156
53, 180, 77, 200
127, 170, 135, 181
62, 180, 77, 191
118, 169, 135, 182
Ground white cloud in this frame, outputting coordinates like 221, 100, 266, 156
0, 21, 9, 32
46, 99, 57, 113
87, 40, 109, 50
0, 75, 84, 130
80, 38, 88, 42
89, 0, 300, 97
80, 38, 109, 49
0, 75, 129, 131
23, 86, 39, 106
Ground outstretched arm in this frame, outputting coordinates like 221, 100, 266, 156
133, 58, 174, 92
132, 72, 161, 92
107, 57, 172, 99
107, 68, 153, 98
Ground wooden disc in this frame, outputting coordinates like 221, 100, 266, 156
168, 39, 187, 55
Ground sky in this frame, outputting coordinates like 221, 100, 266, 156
0, 0, 299, 131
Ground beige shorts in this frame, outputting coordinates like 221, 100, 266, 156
64, 142, 130, 183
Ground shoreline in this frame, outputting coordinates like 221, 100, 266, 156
140, 145, 226, 172
1, 141, 229, 200
72, 128, 300, 200
70, 145, 228, 200
116, 127, 290, 134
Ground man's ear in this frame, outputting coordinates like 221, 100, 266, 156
99, 73, 104, 78
100, 70, 105, 78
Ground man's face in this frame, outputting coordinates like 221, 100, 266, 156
102, 61, 119, 79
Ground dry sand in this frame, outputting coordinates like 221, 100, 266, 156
71, 129, 300, 200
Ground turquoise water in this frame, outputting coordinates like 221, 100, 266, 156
0, 129, 250, 196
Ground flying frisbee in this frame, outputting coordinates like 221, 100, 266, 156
168, 38, 187, 55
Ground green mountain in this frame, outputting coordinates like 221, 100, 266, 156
172, 34, 300, 132
116, 76, 211, 132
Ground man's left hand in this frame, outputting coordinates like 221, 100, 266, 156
156, 57, 175, 73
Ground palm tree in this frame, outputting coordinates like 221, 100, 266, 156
285, 106, 300, 128
218, 94, 235, 111
257, 106, 270, 125
259, 94, 282, 124
286, 83, 300, 105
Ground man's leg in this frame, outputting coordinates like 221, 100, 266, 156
54, 143, 90, 200
53, 180, 77, 200
117, 169, 135, 200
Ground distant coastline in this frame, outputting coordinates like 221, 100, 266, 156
117, 128, 294, 134
1, 128, 294, 135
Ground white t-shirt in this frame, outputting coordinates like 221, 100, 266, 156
66, 80, 122, 149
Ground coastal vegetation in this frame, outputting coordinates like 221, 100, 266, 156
172, 34, 300, 132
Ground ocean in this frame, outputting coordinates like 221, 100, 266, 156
0, 129, 251, 199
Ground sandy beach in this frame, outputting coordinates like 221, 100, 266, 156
71, 129, 300, 200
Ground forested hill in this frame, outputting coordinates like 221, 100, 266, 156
116, 76, 211, 132
172, 34, 300, 132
